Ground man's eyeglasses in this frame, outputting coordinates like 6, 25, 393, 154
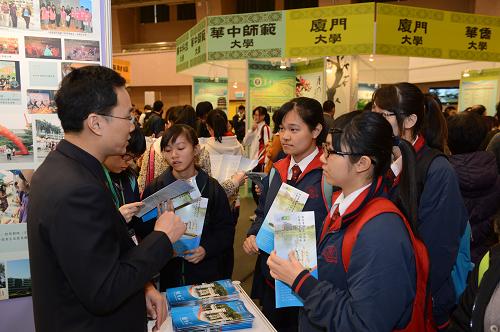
97, 113, 135, 124
121, 153, 137, 162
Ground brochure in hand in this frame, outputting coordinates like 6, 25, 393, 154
255, 183, 309, 254
172, 197, 208, 256
166, 279, 238, 307
140, 179, 202, 222
209, 154, 259, 183
274, 211, 318, 308
171, 299, 255, 331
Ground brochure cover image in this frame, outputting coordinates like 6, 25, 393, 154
166, 279, 237, 307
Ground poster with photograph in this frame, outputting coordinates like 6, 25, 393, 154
27, 89, 56, 114
0, 37, 19, 55
64, 39, 99, 61
0, 60, 21, 105
40, 0, 93, 33
0, 116, 33, 170
0, 1, 39, 31
61, 61, 95, 78
0, 170, 29, 225
0, 223, 31, 300
25, 36, 62, 60
32, 114, 63, 164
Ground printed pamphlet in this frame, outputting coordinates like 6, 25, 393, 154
166, 279, 238, 307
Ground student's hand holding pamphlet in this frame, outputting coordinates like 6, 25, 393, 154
119, 202, 145, 223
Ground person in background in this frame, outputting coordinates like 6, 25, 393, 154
469, 104, 487, 116
27, 65, 186, 332
17, 172, 30, 223
448, 214, 500, 332
264, 107, 287, 174
448, 112, 500, 264
268, 111, 431, 332
479, 116, 500, 151
243, 106, 271, 206
243, 97, 330, 331
444, 105, 458, 118
195, 101, 212, 138
232, 105, 246, 142
322, 100, 335, 131
139, 104, 152, 127
9, 2, 17, 28
141, 125, 235, 289
143, 100, 165, 138
102, 125, 146, 230
373, 82, 469, 330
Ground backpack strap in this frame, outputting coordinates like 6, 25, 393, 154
416, 147, 445, 201
342, 197, 433, 332
478, 250, 490, 287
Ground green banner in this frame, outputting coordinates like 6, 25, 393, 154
193, 77, 228, 110
176, 18, 207, 72
207, 12, 286, 60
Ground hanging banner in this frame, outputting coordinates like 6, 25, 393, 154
176, 18, 207, 72
285, 3, 375, 58
207, 12, 285, 61
376, 3, 500, 61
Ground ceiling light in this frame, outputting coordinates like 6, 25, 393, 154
462, 70, 470, 78
368, 54, 374, 62
280, 59, 287, 69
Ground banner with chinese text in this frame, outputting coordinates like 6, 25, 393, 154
376, 3, 500, 61
207, 12, 285, 61
176, 18, 207, 72
285, 3, 375, 58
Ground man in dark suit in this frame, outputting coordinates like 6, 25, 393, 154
27, 66, 186, 332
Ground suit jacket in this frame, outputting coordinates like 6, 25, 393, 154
27, 139, 173, 332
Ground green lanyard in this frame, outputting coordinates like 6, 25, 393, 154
102, 166, 125, 208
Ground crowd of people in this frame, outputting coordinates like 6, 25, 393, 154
26, 65, 500, 332
40, 2, 92, 32
0, 1, 31, 29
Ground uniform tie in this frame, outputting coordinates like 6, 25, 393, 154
290, 164, 302, 184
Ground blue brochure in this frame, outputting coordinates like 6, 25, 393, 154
274, 211, 318, 308
172, 198, 208, 256
170, 300, 254, 331
255, 183, 309, 254
166, 280, 237, 307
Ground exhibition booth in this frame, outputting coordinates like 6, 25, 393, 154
174, 3, 500, 124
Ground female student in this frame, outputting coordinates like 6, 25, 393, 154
243, 97, 330, 331
268, 111, 431, 331
142, 124, 234, 290
243, 106, 271, 205
372, 82, 469, 329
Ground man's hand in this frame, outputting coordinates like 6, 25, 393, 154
243, 235, 259, 255
119, 202, 144, 223
183, 246, 206, 264
154, 211, 186, 243
145, 282, 167, 332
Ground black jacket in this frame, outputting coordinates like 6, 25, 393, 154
141, 168, 234, 290
449, 244, 500, 332
27, 140, 172, 332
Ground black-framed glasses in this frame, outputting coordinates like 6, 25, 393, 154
97, 113, 134, 123
321, 143, 365, 158
121, 153, 137, 162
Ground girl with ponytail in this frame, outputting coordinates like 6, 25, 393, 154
267, 111, 431, 331
372, 82, 469, 330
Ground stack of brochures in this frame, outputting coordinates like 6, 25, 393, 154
167, 280, 255, 331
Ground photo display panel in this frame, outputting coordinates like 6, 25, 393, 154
0, 0, 110, 301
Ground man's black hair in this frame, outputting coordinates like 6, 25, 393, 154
55, 65, 126, 133
126, 125, 146, 156
196, 101, 213, 118
153, 100, 163, 113
323, 100, 335, 113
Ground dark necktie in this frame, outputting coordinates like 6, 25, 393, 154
290, 164, 302, 184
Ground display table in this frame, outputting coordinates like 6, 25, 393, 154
148, 281, 277, 332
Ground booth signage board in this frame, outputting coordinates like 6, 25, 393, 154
207, 11, 285, 61
248, 61, 295, 122
112, 58, 130, 83
176, 18, 207, 72
376, 3, 500, 61
193, 76, 228, 111
285, 3, 375, 58
458, 68, 500, 116
295, 58, 325, 101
